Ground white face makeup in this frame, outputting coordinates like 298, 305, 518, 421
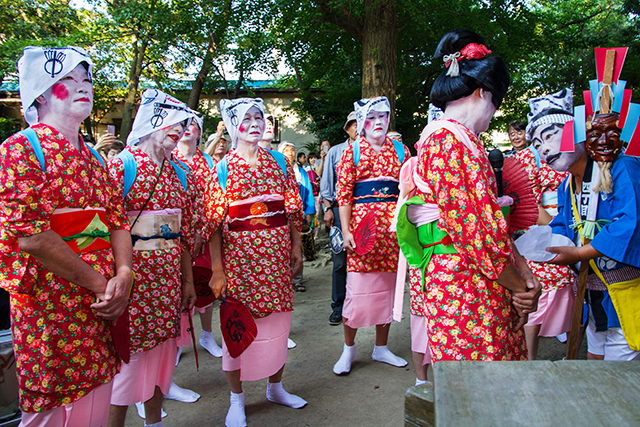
237, 106, 265, 145
363, 111, 389, 140
263, 119, 274, 141
38, 64, 93, 121
179, 122, 200, 146
531, 123, 583, 172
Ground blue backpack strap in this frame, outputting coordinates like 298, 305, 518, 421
216, 155, 229, 193
392, 139, 406, 164
117, 150, 137, 199
353, 138, 361, 167
86, 144, 106, 168
168, 159, 188, 191
202, 152, 215, 170
18, 128, 46, 172
267, 150, 288, 178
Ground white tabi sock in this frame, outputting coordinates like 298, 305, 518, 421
226, 391, 246, 427
199, 331, 223, 358
372, 345, 408, 367
134, 402, 167, 420
415, 378, 429, 386
266, 381, 308, 409
144, 422, 164, 427
164, 380, 200, 403
333, 343, 356, 375
175, 346, 183, 366
287, 338, 297, 349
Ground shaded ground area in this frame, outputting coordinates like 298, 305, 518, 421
124, 232, 586, 427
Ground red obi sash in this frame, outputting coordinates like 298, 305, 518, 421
227, 199, 287, 232
50, 208, 111, 254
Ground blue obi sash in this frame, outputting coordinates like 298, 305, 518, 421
353, 180, 399, 204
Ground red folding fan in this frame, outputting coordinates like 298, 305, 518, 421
354, 211, 377, 256
110, 311, 130, 364
220, 296, 258, 358
503, 157, 539, 233
192, 266, 216, 308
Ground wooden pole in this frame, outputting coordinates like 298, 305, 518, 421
566, 238, 591, 360
600, 50, 616, 114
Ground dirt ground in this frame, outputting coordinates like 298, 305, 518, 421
124, 233, 586, 427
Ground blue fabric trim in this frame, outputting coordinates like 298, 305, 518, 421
19, 128, 46, 171
353, 138, 361, 167
173, 158, 191, 175
392, 139, 405, 164
86, 145, 105, 168
168, 159, 188, 191
268, 150, 288, 179
117, 150, 138, 199
525, 146, 541, 169
353, 138, 405, 166
216, 155, 229, 193
297, 164, 315, 214
202, 152, 215, 170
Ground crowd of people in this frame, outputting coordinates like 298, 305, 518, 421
1, 28, 639, 427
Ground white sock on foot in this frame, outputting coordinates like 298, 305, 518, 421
226, 391, 246, 427
164, 380, 200, 403
266, 381, 307, 408
175, 347, 183, 366
372, 345, 408, 367
415, 378, 429, 386
144, 422, 164, 427
287, 338, 297, 349
134, 402, 167, 420
200, 331, 223, 358
333, 343, 356, 375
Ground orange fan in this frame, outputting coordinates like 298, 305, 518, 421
354, 211, 377, 256
220, 296, 257, 358
503, 157, 539, 233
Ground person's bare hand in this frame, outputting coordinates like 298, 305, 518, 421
513, 276, 542, 314
343, 230, 356, 253
290, 242, 303, 278
209, 273, 227, 300
181, 280, 197, 310
95, 133, 117, 151
513, 308, 528, 331
92, 271, 131, 321
217, 121, 226, 132
324, 209, 334, 228
546, 246, 582, 265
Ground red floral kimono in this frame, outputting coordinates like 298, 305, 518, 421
416, 120, 527, 362
0, 124, 126, 412
108, 146, 197, 354
336, 136, 410, 272
515, 148, 571, 293
203, 148, 303, 318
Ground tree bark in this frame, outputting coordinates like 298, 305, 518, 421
187, 37, 215, 110
119, 35, 148, 142
361, 0, 397, 128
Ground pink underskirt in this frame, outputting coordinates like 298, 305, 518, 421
222, 311, 291, 381
176, 305, 214, 347
20, 381, 112, 427
343, 272, 396, 329
110, 338, 177, 406
410, 314, 432, 365
525, 285, 574, 336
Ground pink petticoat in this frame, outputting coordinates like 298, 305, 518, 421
525, 285, 574, 336
410, 314, 432, 365
110, 338, 177, 406
222, 311, 291, 382
19, 381, 112, 427
343, 272, 396, 329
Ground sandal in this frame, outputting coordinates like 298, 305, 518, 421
293, 283, 307, 292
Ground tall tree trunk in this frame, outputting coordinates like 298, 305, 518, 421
187, 37, 215, 110
119, 36, 148, 142
361, 0, 397, 128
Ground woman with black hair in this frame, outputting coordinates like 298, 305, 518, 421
397, 29, 541, 362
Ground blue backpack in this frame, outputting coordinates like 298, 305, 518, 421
216, 150, 288, 193
19, 127, 105, 171
353, 138, 406, 167
117, 150, 188, 198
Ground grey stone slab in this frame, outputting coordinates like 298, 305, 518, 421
433, 360, 640, 427
405, 384, 435, 427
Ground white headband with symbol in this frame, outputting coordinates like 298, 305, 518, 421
18, 46, 93, 125
127, 89, 195, 146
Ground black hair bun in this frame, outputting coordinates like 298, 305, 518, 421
434, 29, 486, 59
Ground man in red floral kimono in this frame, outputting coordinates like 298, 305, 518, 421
0, 46, 133, 427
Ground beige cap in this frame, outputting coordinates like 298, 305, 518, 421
343, 111, 357, 132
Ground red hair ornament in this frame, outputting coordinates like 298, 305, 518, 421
444, 43, 492, 77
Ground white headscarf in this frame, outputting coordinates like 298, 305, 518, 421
127, 89, 194, 146
525, 88, 574, 141
18, 46, 93, 125
353, 96, 391, 135
190, 109, 204, 144
219, 98, 264, 148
